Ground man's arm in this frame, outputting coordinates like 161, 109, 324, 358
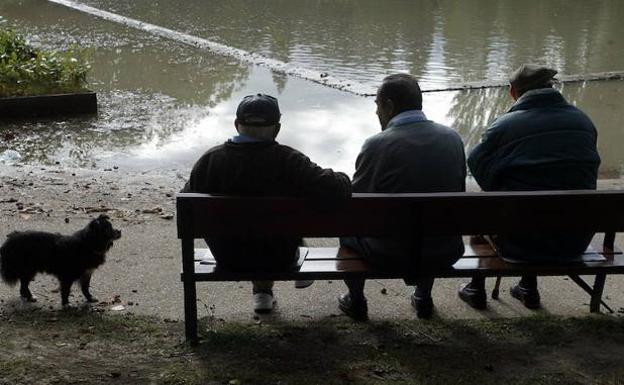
180, 157, 206, 193
351, 138, 381, 193
286, 150, 351, 199
467, 120, 504, 191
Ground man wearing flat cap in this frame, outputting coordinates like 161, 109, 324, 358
458, 64, 601, 310
183, 94, 351, 313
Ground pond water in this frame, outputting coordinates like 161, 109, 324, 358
1, 0, 623, 179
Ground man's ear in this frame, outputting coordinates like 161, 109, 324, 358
509, 85, 519, 101
234, 118, 241, 134
386, 99, 396, 117
273, 123, 281, 139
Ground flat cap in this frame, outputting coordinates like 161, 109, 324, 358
509, 64, 558, 93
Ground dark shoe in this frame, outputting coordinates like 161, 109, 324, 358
410, 293, 434, 319
510, 283, 541, 309
338, 293, 368, 321
458, 282, 487, 310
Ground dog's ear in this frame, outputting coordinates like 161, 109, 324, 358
89, 217, 101, 230
97, 214, 110, 221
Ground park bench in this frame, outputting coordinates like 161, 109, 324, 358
177, 190, 624, 344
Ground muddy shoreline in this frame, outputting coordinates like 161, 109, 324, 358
2, 164, 623, 221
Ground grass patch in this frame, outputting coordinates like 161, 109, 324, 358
0, 28, 90, 97
2, 309, 624, 384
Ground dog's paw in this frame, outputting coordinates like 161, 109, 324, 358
86, 296, 98, 303
21, 296, 37, 303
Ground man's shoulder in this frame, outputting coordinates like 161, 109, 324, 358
402, 120, 464, 144
273, 142, 305, 155
495, 102, 595, 131
427, 121, 462, 138
196, 143, 228, 160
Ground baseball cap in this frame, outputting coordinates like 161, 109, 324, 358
509, 64, 558, 93
236, 94, 281, 126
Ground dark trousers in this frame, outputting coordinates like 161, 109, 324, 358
340, 237, 435, 299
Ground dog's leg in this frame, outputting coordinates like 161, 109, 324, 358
80, 270, 97, 303
60, 279, 73, 307
19, 277, 36, 302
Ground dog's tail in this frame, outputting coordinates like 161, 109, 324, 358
0, 241, 19, 286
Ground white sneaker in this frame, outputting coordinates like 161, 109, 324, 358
294, 280, 314, 289
253, 292, 276, 314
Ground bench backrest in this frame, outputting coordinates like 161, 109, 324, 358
177, 191, 624, 245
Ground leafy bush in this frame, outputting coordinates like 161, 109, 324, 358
0, 28, 91, 97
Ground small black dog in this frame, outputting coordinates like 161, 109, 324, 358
0, 214, 121, 306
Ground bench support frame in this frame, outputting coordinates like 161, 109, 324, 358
182, 238, 199, 345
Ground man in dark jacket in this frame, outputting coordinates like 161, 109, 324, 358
458, 64, 601, 310
183, 94, 351, 313
338, 73, 466, 321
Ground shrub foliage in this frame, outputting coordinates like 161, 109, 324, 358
0, 28, 90, 97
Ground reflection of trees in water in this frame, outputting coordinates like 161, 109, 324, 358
448, 81, 624, 178
560, 81, 624, 178
447, 87, 511, 150
87, 36, 249, 106
76, 0, 624, 89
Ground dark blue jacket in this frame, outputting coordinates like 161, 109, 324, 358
468, 88, 601, 262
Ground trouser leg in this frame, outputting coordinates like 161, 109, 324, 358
252, 280, 274, 294
344, 278, 366, 300
414, 277, 434, 298
469, 276, 486, 290
339, 237, 368, 300
519, 275, 537, 289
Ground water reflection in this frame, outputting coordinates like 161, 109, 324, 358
0, 0, 623, 179
75, 0, 624, 90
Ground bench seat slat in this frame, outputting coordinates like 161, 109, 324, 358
183, 246, 624, 282
192, 241, 622, 263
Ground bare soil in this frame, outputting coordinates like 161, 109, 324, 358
2, 309, 624, 385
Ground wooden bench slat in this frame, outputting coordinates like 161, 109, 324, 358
192, 241, 622, 264
184, 248, 624, 282
177, 192, 624, 238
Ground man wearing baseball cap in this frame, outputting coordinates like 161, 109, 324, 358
458, 64, 601, 310
183, 94, 351, 313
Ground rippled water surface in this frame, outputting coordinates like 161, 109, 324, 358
1, 0, 623, 178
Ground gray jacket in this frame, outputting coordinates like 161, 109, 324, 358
343, 110, 466, 270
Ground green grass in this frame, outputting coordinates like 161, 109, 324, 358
0, 28, 91, 97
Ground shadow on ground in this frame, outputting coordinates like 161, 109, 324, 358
1, 307, 624, 384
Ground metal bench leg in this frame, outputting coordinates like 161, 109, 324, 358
492, 276, 502, 299
569, 274, 613, 314
184, 278, 199, 345
590, 273, 607, 314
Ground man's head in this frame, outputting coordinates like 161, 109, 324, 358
235, 94, 281, 140
509, 64, 558, 100
375, 73, 423, 130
